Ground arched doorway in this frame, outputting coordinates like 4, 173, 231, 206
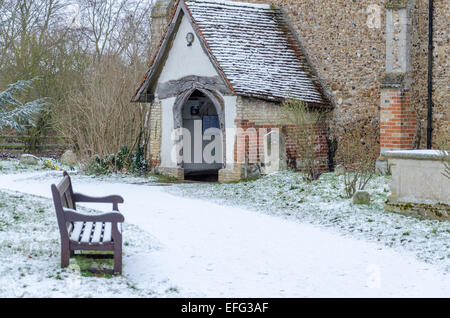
178, 89, 225, 181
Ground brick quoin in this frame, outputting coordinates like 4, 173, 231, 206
380, 89, 417, 151
150, 159, 161, 167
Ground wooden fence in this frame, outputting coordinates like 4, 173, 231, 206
0, 134, 69, 155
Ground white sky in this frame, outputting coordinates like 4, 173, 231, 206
66, 3, 81, 29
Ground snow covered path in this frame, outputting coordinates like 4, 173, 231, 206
1, 171, 449, 297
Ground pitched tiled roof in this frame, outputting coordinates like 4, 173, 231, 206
133, 0, 329, 106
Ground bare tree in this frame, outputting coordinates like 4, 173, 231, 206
0, 0, 69, 81
0, 0, 153, 157
78, 0, 124, 60
54, 56, 145, 163
77, 0, 151, 63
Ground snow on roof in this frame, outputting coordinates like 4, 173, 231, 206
133, 0, 329, 105
188, 0, 272, 9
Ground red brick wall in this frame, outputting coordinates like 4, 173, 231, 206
380, 89, 417, 151
234, 96, 330, 172
233, 120, 329, 172
285, 122, 329, 171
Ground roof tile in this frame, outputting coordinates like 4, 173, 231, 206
133, 0, 329, 106
185, 0, 326, 104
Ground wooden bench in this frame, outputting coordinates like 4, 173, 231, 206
51, 171, 125, 274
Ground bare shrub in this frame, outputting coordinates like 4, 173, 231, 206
336, 118, 379, 198
53, 56, 146, 167
280, 99, 326, 182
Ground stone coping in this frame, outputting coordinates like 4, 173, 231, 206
380, 72, 406, 89
382, 149, 446, 161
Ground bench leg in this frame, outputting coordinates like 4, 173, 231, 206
113, 246, 122, 275
61, 245, 70, 268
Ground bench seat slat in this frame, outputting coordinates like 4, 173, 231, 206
70, 222, 84, 241
103, 222, 112, 242
92, 222, 104, 243
80, 222, 94, 243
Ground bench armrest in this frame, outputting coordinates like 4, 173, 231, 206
72, 193, 124, 211
73, 193, 124, 204
63, 208, 124, 223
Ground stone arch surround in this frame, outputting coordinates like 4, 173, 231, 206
172, 86, 227, 169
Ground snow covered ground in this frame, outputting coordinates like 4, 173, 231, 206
0, 189, 180, 297
167, 171, 450, 272
0, 159, 449, 297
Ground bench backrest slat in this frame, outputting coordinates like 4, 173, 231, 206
62, 190, 75, 209
51, 172, 76, 242
56, 175, 70, 195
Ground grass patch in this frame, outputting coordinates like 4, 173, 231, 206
72, 251, 115, 277
73, 256, 115, 278
148, 173, 179, 183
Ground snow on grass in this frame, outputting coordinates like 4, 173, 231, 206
0, 161, 449, 297
1, 159, 449, 296
3, 159, 447, 272
0, 189, 179, 297
0, 158, 160, 185
166, 171, 450, 272
0, 157, 72, 175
